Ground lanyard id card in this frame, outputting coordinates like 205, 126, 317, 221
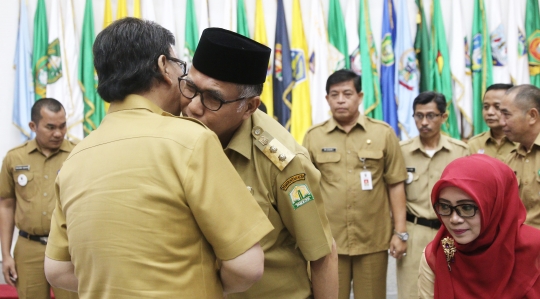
360, 171, 373, 190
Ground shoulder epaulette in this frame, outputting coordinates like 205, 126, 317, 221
399, 138, 415, 146
448, 138, 468, 148
252, 126, 294, 171
305, 120, 329, 134
6, 142, 29, 154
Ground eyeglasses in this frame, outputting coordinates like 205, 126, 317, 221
178, 78, 246, 111
167, 57, 187, 77
433, 202, 479, 218
413, 113, 442, 121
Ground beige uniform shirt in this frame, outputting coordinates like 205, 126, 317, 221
400, 135, 469, 219
303, 115, 407, 256
226, 110, 333, 299
45, 95, 273, 299
467, 130, 516, 161
0, 139, 74, 235
505, 133, 540, 229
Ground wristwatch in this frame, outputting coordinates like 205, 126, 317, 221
394, 231, 409, 242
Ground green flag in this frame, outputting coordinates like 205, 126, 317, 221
237, 0, 249, 38
414, 0, 431, 93
32, 0, 48, 101
184, 0, 198, 63
526, 0, 540, 87
359, 0, 382, 120
328, 0, 348, 70
431, 0, 460, 139
80, 0, 105, 136
471, 0, 492, 135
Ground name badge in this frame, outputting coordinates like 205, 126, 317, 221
360, 171, 373, 190
322, 147, 337, 152
477, 149, 485, 154
15, 165, 30, 171
18, 174, 28, 187
406, 167, 415, 173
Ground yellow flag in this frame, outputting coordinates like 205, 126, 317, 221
117, 0, 128, 19
290, 0, 311, 143
103, 0, 113, 111
253, 0, 273, 117
134, 0, 141, 18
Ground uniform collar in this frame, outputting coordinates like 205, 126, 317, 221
486, 130, 515, 145
26, 139, 72, 155
225, 114, 253, 160
325, 115, 365, 133
107, 94, 173, 117
517, 132, 540, 154
411, 134, 451, 153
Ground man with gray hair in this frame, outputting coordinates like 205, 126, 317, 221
500, 84, 540, 229
181, 28, 338, 299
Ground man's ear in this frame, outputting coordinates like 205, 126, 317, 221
157, 54, 173, 85
29, 121, 37, 133
441, 112, 449, 122
528, 108, 539, 125
358, 91, 364, 107
242, 97, 261, 120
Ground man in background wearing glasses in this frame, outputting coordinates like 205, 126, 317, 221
43, 18, 273, 298
181, 28, 338, 299
303, 69, 408, 299
398, 91, 468, 299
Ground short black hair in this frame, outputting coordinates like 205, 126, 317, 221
506, 84, 540, 112
326, 69, 362, 94
485, 83, 513, 96
31, 98, 64, 124
413, 91, 446, 114
93, 17, 177, 103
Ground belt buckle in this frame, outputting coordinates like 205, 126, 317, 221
39, 236, 48, 245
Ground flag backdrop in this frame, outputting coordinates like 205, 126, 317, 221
80, 0, 105, 136
32, 0, 48, 101
273, 0, 293, 129
345, 0, 361, 76
508, 0, 530, 85
359, 0, 382, 120
488, 0, 510, 84
414, 0, 431, 93
328, 0, 348, 71
471, 0, 493, 135
290, 0, 311, 143
117, 0, 127, 20
103, 0, 113, 28
526, 0, 540, 88
237, 0, 249, 38
380, 0, 399, 135
253, 0, 273, 117
184, 0, 198, 63
13, 0, 34, 141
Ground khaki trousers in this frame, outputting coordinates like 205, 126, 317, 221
396, 222, 438, 299
14, 236, 78, 299
338, 251, 388, 299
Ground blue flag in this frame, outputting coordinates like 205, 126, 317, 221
380, 0, 399, 135
273, 0, 293, 129
13, 0, 34, 142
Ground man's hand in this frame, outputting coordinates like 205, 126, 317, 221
2, 255, 17, 287
389, 234, 407, 260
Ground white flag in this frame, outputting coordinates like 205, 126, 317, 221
210, 0, 234, 31
196, 0, 209, 38
345, 0, 361, 76
394, 0, 419, 140
308, 0, 331, 125
487, 0, 511, 84
507, 0, 530, 85
449, 0, 473, 138
46, 0, 84, 141
141, 0, 156, 21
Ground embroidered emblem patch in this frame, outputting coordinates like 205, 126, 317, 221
289, 184, 314, 210
280, 173, 306, 191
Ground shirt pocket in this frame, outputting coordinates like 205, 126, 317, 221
315, 152, 341, 183
14, 171, 36, 202
405, 172, 421, 202
357, 150, 384, 177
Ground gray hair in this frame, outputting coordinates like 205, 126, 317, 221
506, 84, 540, 113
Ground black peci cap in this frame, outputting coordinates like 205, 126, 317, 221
192, 27, 271, 85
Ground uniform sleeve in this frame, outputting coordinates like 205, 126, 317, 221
383, 129, 408, 185
274, 154, 333, 261
0, 154, 15, 199
418, 249, 435, 299
45, 179, 71, 261
185, 131, 273, 261
301, 131, 316, 164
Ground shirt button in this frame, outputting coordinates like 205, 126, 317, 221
44, 175, 48, 179
43, 193, 48, 197
347, 150, 351, 154
42, 212, 47, 215
526, 159, 529, 163
348, 170, 352, 173
347, 205, 351, 209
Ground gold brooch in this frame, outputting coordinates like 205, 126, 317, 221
441, 237, 456, 271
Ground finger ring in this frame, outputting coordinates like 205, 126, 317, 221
403, 253, 407, 256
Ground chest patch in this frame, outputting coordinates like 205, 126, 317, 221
280, 173, 306, 191
289, 184, 314, 210
322, 147, 337, 152
15, 165, 30, 171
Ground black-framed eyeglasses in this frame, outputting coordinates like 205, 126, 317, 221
167, 57, 187, 77
433, 202, 479, 218
178, 78, 246, 111
413, 113, 442, 121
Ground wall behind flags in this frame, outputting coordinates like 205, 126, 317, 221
0, 0, 527, 160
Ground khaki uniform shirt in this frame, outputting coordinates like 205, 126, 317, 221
0, 139, 74, 235
467, 130, 516, 161
303, 115, 407, 256
45, 95, 273, 299
505, 133, 540, 229
400, 135, 469, 219
226, 110, 333, 299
